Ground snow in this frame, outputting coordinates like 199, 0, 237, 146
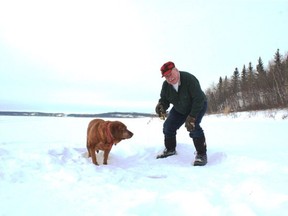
1, 111, 288, 216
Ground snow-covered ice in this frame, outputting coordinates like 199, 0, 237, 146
0, 111, 288, 216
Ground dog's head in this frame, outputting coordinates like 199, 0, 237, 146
110, 121, 133, 140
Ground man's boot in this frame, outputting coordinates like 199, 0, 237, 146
193, 136, 207, 166
156, 136, 177, 159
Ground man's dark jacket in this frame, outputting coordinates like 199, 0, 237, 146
159, 71, 207, 118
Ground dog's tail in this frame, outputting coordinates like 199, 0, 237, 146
86, 138, 99, 157
86, 136, 91, 158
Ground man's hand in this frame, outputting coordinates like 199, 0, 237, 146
185, 116, 196, 132
155, 102, 166, 120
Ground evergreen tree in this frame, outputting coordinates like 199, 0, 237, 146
256, 57, 269, 108
241, 65, 248, 109
270, 49, 285, 106
256, 57, 265, 76
283, 53, 288, 98
241, 65, 248, 91
247, 62, 257, 109
231, 67, 240, 94
217, 76, 227, 111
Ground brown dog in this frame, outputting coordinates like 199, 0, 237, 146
86, 119, 133, 165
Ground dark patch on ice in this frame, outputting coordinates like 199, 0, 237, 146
146, 175, 167, 179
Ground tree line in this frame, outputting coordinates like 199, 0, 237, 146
205, 49, 288, 114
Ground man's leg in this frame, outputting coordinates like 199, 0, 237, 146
189, 101, 208, 166
157, 108, 186, 159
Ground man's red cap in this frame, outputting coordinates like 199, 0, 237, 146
160, 61, 175, 77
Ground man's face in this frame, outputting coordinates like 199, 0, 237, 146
164, 68, 180, 85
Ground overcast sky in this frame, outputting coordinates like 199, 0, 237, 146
1, 0, 288, 114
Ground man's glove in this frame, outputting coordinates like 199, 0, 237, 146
185, 116, 196, 132
155, 102, 167, 120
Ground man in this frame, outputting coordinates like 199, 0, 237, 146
155, 61, 208, 166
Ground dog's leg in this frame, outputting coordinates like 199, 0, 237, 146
87, 149, 91, 158
90, 147, 99, 165
103, 148, 112, 165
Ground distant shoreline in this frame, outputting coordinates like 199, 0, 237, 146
0, 111, 156, 118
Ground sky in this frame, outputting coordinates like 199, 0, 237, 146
1, 0, 288, 114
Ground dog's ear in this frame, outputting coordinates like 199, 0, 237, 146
110, 122, 126, 138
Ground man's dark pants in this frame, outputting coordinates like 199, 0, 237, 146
162, 101, 207, 150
